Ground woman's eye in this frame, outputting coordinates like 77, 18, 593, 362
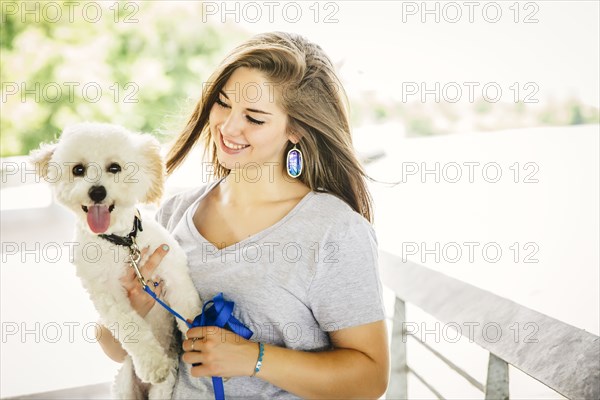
216, 97, 264, 125
108, 163, 121, 174
215, 98, 230, 108
246, 116, 265, 125
72, 164, 85, 176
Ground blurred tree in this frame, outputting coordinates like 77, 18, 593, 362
406, 115, 435, 136
569, 103, 584, 125
0, 1, 247, 156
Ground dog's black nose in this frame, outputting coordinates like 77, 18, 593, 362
88, 186, 107, 202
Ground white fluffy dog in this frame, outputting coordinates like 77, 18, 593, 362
30, 122, 203, 399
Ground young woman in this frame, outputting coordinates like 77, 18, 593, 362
98, 31, 389, 399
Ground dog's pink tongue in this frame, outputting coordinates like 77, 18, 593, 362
87, 204, 110, 233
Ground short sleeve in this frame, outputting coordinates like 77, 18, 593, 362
154, 198, 169, 229
307, 213, 386, 332
153, 194, 175, 230
152, 186, 206, 233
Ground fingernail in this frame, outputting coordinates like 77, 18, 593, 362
162, 244, 170, 251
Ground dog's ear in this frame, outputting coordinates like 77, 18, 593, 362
140, 135, 165, 204
29, 142, 57, 180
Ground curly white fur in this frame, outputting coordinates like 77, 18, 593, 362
30, 122, 206, 399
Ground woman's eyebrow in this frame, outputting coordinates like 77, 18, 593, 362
219, 90, 273, 115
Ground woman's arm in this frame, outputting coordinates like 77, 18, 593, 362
95, 324, 127, 363
183, 320, 390, 399
259, 320, 390, 398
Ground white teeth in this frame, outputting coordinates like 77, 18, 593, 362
223, 137, 249, 150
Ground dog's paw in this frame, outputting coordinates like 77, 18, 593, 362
134, 354, 172, 384
177, 319, 191, 335
148, 365, 177, 400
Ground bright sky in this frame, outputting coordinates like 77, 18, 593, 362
207, 0, 599, 107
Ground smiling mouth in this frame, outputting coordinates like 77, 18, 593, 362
219, 132, 250, 153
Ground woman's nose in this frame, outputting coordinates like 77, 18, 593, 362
220, 112, 245, 138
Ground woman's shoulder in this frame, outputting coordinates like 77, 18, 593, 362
155, 181, 217, 230
303, 190, 374, 236
299, 191, 379, 261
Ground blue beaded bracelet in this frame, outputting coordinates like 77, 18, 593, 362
251, 342, 264, 377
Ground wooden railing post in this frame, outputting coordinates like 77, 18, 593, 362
484, 353, 510, 400
387, 296, 408, 399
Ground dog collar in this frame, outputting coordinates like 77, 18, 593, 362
98, 211, 143, 247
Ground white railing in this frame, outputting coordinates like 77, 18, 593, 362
380, 251, 600, 400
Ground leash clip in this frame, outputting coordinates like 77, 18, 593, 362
127, 237, 147, 288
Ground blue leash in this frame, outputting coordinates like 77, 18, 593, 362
143, 285, 189, 326
104, 218, 252, 399
143, 286, 253, 400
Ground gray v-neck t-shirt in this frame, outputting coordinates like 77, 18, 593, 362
156, 177, 386, 399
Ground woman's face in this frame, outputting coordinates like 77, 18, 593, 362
209, 67, 291, 172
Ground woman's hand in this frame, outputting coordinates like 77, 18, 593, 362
182, 326, 259, 378
97, 244, 170, 363
119, 244, 170, 318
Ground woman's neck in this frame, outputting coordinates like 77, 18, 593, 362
216, 165, 309, 208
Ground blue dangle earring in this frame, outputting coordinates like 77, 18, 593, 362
286, 143, 303, 178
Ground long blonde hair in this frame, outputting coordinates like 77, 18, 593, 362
167, 32, 374, 223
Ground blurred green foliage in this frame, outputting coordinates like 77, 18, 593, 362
1, 1, 247, 156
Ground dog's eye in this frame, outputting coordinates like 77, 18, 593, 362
108, 163, 121, 174
72, 164, 85, 176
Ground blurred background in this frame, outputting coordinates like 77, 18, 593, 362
1, 0, 598, 156
1, 1, 598, 399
